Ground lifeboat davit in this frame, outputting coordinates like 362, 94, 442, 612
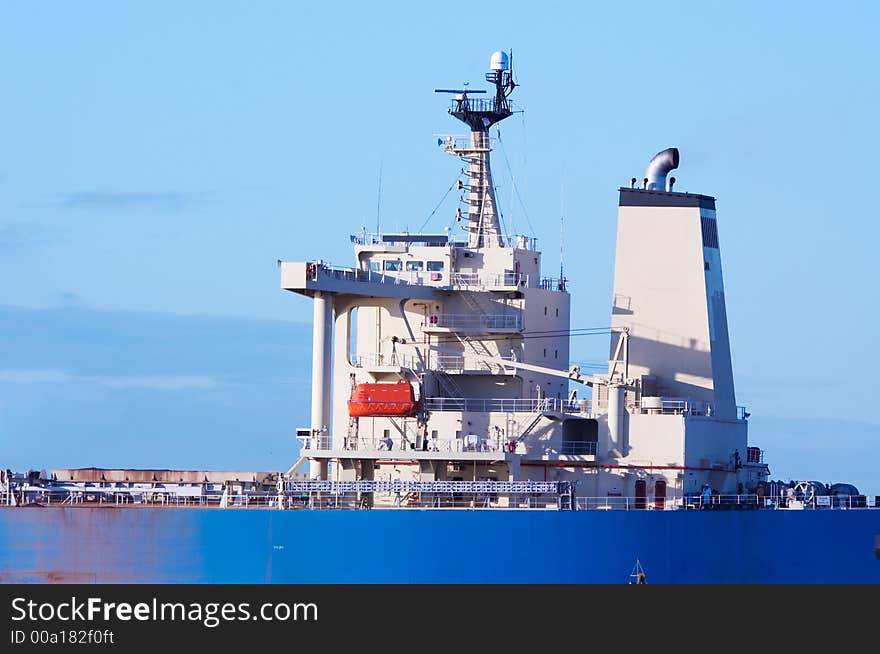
348, 379, 422, 418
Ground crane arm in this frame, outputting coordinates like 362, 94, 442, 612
390, 337, 596, 386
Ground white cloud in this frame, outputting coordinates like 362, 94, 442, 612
0, 369, 220, 390
0, 369, 74, 384
99, 375, 219, 390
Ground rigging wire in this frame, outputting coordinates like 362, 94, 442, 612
417, 171, 464, 234
496, 130, 537, 238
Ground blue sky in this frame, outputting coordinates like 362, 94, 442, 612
1, 2, 878, 493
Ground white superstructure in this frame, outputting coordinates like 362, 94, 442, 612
280, 54, 769, 507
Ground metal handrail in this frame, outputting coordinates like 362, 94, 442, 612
559, 442, 598, 456
355, 353, 418, 369
426, 314, 523, 330
574, 494, 879, 510
538, 277, 567, 292
434, 353, 515, 373
450, 272, 526, 289
424, 397, 580, 413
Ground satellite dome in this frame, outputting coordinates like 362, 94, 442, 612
489, 51, 509, 71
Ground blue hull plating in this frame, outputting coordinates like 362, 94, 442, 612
2, 508, 878, 583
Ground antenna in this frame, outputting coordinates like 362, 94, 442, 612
508, 49, 516, 88
560, 171, 565, 282
560, 215, 565, 283
376, 161, 383, 237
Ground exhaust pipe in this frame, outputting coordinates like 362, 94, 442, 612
644, 147, 679, 191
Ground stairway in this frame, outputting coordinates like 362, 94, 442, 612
434, 370, 465, 398
458, 288, 490, 316
517, 410, 544, 441
516, 401, 563, 442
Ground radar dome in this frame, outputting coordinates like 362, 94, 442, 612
489, 51, 509, 71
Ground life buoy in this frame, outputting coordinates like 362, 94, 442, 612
508, 440, 517, 454
306, 263, 317, 280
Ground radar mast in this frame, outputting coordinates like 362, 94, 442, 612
435, 51, 516, 248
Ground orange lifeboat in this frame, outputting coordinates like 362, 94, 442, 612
347, 379, 422, 418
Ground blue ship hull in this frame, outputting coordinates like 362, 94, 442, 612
2, 508, 878, 583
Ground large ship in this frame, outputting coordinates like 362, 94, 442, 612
2, 52, 879, 584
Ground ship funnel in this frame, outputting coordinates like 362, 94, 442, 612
644, 147, 680, 191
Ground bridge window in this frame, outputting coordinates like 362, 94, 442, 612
384, 260, 402, 271
427, 261, 445, 271
406, 261, 424, 271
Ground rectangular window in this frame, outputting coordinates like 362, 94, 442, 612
369, 261, 380, 272
701, 216, 719, 248
406, 261, 424, 271
384, 260, 402, 271
427, 261, 445, 271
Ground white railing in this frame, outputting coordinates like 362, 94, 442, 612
310, 263, 440, 288
286, 494, 563, 510
635, 399, 714, 416
424, 397, 582, 414
299, 435, 331, 450
634, 400, 750, 421
355, 353, 419, 369
283, 479, 566, 510
349, 232, 451, 247
285, 480, 562, 494
343, 436, 506, 453
434, 134, 494, 152
450, 272, 526, 289
5, 485, 284, 509
434, 353, 515, 373
426, 313, 523, 330
574, 494, 878, 510
559, 442, 598, 456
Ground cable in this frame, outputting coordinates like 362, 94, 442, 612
496, 130, 537, 237
417, 171, 464, 234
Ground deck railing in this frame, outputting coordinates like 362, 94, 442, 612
4, 480, 877, 511
633, 399, 750, 420
354, 353, 419, 369
559, 442, 598, 456
574, 494, 878, 510
424, 397, 583, 414
450, 272, 526, 289
434, 353, 515, 373
426, 314, 523, 330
